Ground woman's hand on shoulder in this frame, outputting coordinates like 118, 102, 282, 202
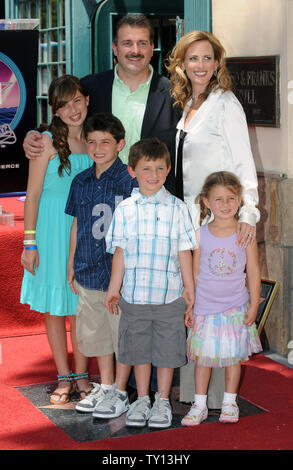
236, 222, 256, 248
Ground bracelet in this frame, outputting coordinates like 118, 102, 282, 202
26, 129, 38, 136
23, 240, 37, 245
24, 230, 36, 234
24, 246, 38, 250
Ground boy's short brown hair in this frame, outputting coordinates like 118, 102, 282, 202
128, 137, 171, 169
83, 112, 125, 142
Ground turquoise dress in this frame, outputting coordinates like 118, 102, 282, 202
20, 132, 92, 316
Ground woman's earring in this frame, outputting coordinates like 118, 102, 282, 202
213, 69, 218, 77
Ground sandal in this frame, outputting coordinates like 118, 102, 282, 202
219, 402, 239, 423
49, 371, 75, 405
181, 404, 208, 426
72, 372, 94, 401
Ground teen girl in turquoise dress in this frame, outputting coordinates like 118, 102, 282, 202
21, 75, 92, 404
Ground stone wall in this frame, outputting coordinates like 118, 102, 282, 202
257, 173, 293, 356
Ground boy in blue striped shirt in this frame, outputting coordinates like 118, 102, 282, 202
105, 137, 196, 428
65, 113, 138, 418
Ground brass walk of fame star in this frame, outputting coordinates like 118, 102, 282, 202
37, 385, 190, 417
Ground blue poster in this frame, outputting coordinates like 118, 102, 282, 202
0, 30, 38, 194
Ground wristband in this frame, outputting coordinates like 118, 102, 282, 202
23, 240, 37, 245
24, 230, 36, 234
24, 246, 38, 250
26, 129, 38, 136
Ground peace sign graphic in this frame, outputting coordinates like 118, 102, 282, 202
208, 248, 236, 277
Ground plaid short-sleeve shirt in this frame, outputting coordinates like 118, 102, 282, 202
106, 186, 196, 304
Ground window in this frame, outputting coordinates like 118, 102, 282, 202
38, 0, 66, 124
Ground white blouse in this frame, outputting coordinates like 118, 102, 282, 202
176, 89, 260, 229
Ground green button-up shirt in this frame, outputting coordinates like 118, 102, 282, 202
112, 64, 153, 164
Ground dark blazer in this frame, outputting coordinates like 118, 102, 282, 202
81, 69, 181, 194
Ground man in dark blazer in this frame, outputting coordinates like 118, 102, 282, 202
81, 68, 179, 193
24, 14, 180, 193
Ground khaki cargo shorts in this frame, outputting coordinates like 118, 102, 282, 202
74, 280, 120, 358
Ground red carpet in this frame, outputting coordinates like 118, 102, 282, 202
1, 333, 293, 451
1, 197, 293, 451
0, 197, 46, 337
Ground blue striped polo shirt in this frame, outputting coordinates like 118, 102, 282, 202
65, 157, 138, 290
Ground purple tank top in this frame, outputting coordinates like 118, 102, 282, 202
194, 224, 249, 315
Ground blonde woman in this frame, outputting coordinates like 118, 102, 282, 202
166, 31, 260, 407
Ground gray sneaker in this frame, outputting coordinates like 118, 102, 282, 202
148, 392, 172, 428
126, 396, 151, 427
92, 385, 129, 419
75, 383, 106, 413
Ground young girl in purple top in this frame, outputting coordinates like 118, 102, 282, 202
182, 171, 262, 426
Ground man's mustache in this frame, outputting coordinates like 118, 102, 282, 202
126, 54, 145, 59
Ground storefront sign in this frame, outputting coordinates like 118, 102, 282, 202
226, 56, 279, 127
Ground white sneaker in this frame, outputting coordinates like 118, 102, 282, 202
92, 385, 129, 419
126, 396, 151, 427
75, 383, 106, 413
148, 392, 172, 428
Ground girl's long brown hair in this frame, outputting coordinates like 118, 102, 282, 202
48, 75, 88, 176
196, 171, 243, 224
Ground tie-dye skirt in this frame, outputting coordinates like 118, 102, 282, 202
187, 303, 262, 368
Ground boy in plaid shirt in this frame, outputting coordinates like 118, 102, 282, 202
105, 137, 196, 428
